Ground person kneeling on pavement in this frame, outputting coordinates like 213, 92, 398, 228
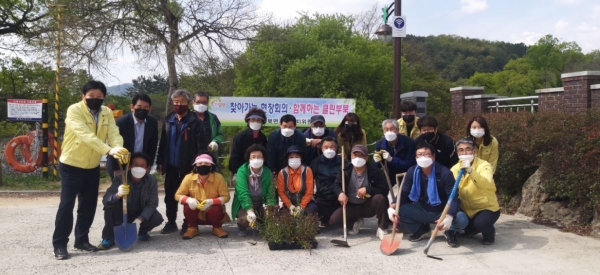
277, 145, 318, 215
330, 145, 390, 240
451, 138, 500, 245
98, 152, 164, 250
176, 153, 231, 239
232, 144, 276, 236
310, 137, 342, 225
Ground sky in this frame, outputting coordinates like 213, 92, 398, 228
6, 0, 600, 86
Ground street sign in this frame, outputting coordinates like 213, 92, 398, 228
391, 16, 406, 37
7, 99, 43, 121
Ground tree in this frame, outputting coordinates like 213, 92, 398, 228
125, 74, 168, 97
179, 57, 236, 97
0, 0, 50, 38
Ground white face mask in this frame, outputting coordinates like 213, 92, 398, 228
281, 128, 294, 137
131, 167, 147, 179
193, 104, 208, 113
416, 157, 433, 168
351, 157, 366, 168
470, 129, 485, 138
312, 127, 325, 137
322, 149, 336, 159
384, 131, 397, 142
249, 159, 264, 169
288, 158, 301, 169
249, 122, 262, 131
458, 154, 475, 162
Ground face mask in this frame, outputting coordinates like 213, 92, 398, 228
470, 129, 485, 138
281, 128, 294, 137
249, 122, 262, 131
384, 131, 397, 142
312, 127, 325, 137
323, 149, 336, 159
249, 159, 264, 169
351, 157, 366, 168
421, 132, 436, 142
345, 123, 356, 131
402, 115, 415, 123
196, 165, 211, 175
173, 105, 188, 115
85, 98, 104, 111
130, 167, 147, 179
458, 154, 475, 162
416, 157, 433, 168
288, 158, 301, 169
193, 104, 208, 113
134, 109, 149, 120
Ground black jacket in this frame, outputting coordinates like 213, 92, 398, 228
266, 128, 307, 174
108, 112, 159, 169
103, 173, 159, 222
229, 127, 268, 174
333, 161, 389, 199
310, 154, 342, 201
414, 133, 458, 169
156, 111, 207, 175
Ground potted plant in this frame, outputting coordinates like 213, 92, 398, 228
258, 205, 319, 252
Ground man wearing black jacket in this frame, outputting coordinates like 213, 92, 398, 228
330, 145, 390, 240
106, 93, 158, 180
309, 137, 341, 224
266, 114, 307, 176
414, 116, 458, 169
156, 89, 207, 234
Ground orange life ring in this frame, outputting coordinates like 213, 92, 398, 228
4, 133, 60, 173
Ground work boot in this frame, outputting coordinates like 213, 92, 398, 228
96, 239, 115, 250
482, 228, 495, 245
444, 230, 459, 248
408, 224, 431, 242
212, 226, 229, 238
348, 218, 364, 235
160, 221, 178, 234
54, 247, 70, 260
182, 227, 199, 240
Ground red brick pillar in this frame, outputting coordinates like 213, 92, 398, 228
561, 71, 600, 112
449, 86, 484, 115
591, 84, 600, 109
536, 87, 564, 111
464, 94, 497, 114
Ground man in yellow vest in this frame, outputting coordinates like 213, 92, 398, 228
396, 101, 420, 140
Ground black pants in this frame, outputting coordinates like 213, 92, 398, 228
52, 163, 100, 249
315, 198, 340, 224
101, 203, 163, 240
106, 157, 116, 181
465, 210, 500, 239
329, 194, 390, 229
164, 165, 186, 222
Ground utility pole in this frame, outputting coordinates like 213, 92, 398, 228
393, 0, 402, 119
49, 3, 64, 178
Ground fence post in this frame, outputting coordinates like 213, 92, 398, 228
42, 98, 49, 178
496, 101, 499, 112
531, 99, 535, 113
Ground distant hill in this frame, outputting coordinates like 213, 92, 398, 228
107, 83, 133, 96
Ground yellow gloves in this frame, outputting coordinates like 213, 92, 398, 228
109, 147, 130, 164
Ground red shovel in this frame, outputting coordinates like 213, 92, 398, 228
380, 172, 406, 255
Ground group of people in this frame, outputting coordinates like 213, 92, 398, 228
51, 81, 500, 261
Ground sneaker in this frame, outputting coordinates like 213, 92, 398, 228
444, 230, 459, 248
238, 228, 248, 237
74, 242, 98, 252
460, 228, 478, 237
138, 233, 151, 241
482, 228, 495, 245
96, 239, 115, 250
212, 226, 229, 238
376, 228, 387, 241
348, 218, 364, 235
54, 247, 70, 260
182, 227, 199, 240
408, 224, 431, 242
179, 222, 188, 236
160, 221, 178, 234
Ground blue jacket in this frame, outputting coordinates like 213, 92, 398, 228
374, 135, 416, 182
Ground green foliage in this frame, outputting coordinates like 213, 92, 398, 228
0, 121, 28, 138
258, 205, 320, 249
125, 74, 168, 97
179, 58, 236, 97
0, 174, 61, 190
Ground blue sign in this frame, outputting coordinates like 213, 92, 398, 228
394, 17, 405, 29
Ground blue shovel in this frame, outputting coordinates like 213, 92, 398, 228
114, 156, 137, 251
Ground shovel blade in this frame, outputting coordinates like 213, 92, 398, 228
330, 239, 350, 247
380, 232, 403, 255
114, 220, 137, 251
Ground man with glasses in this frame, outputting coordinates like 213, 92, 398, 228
414, 116, 458, 169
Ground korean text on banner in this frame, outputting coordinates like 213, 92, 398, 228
208, 97, 356, 127
7, 99, 43, 121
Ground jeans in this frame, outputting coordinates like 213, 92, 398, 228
399, 202, 469, 234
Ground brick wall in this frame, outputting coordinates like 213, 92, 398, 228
450, 87, 484, 115
464, 95, 498, 114
591, 84, 600, 109
561, 72, 600, 113
536, 88, 564, 111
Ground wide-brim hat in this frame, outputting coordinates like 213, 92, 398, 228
192, 154, 214, 165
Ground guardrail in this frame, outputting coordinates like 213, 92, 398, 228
488, 96, 539, 113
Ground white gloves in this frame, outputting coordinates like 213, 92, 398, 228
232, 174, 237, 186
438, 214, 453, 230
373, 153, 382, 163
117, 184, 130, 197
289, 205, 297, 215
387, 208, 396, 221
199, 199, 214, 211
460, 159, 473, 173
383, 151, 392, 162
289, 205, 301, 216
108, 147, 130, 164
187, 197, 199, 210
134, 218, 142, 228
247, 210, 257, 222
208, 141, 218, 152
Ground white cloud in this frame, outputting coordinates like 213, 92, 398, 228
555, 19, 569, 31
460, 0, 488, 14
258, 0, 374, 22
593, 5, 600, 19
555, 0, 583, 4
512, 31, 544, 46
575, 22, 599, 33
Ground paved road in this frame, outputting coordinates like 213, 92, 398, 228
1, 193, 599, 275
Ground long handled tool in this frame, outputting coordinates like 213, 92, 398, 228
380, 159, 395, 198
331, 146, 350, 247
423, 169, 466, 260
114, 154, 137, 251
380, 172, 406, 255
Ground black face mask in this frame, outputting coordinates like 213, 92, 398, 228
86, 98, 104, 111
421, 132, 436, 143
134, 109, 149, 120
402, 115, 415, 123
345, 123, 356, 131
195, 165, 211, 175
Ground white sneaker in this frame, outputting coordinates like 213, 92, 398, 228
348, 218, 364, 235
376, 228, 387, 240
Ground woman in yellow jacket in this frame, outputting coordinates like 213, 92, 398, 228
335, 113, 367, 159
52, 81, 128, 260
451, 138, 500, 245
176, 153, 231, 240
466, 116, 499, 173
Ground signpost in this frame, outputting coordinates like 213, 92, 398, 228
7, 99, 43, 121
391, 16, 406, 38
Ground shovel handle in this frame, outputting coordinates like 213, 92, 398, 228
389, 173, 406, 243
341, 146, 347, 240
380, 160, 395, 198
